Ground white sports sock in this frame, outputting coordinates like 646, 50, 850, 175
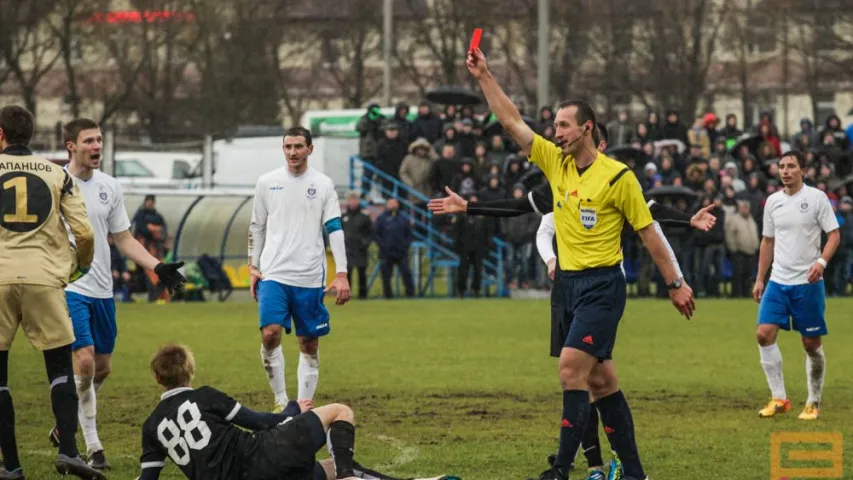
297, 351, 320, 401
75, 375, 96, 418
75, 375, 102, 453
759, 344, 787, 400
806, 346, 826, 406
260, 345, 288, 406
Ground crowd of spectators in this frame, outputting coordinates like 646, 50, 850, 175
352, 101, 853, 298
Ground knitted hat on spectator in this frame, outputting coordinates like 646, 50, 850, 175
644, 162, 658, 174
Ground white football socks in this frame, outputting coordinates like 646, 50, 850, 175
759, 343, 787, 401
806, 346, 826, 406
75, 375, 102, 454
297, 351, 320, 401
261, 345, 288, 406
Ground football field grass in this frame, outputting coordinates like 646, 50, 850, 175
7, 297, 853, 479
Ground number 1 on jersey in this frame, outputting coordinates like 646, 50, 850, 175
3, 176, 37, 223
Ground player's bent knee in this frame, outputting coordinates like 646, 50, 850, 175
756, 326, 778, 347
73, 351, 96, 376
333, 403, 354, 423
261, 325, 282, 348
298, 336, 319, 355
801, 336, 822, 353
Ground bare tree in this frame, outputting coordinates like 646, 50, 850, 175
634, 0, 732, 118
47, 0, 109, 118
395, 0, 495, 94
315, 0, 383, 108
0, 0, 62, 116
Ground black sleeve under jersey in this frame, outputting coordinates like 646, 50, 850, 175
648, 200, 692, 226
466, 196, 534, 217
231, 401, 302, 431
528, 183, 553, 215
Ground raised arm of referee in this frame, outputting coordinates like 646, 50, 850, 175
0, 105, 104, 478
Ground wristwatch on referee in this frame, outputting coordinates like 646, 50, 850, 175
667, 277, 683, 290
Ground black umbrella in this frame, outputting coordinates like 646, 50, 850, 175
425, 86, 482, 106
729, 135, 763, 156
482, 115, 539, 137
645, 185, 699, 199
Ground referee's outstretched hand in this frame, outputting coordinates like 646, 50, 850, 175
669, 281, 695, 320
428, 186, 467, 215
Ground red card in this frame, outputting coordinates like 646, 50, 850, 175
469, 28, 483, 52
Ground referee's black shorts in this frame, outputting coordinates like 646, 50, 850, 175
553, 265, 627, 361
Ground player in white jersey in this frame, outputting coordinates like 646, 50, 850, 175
753, 151, 840, 420
248, 126, 350, 412
48, 118, 187, 470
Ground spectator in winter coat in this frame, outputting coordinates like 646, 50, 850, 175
375, 122, 408, 196
758, 122, 781, 158
451, 159, 481, 198
503, 155, 524, 196
342, 192, 374, 299
452, 194, 492, 297
399, 137, 436, 200
688, 115, 711, 159
725, 200, 759, 298
432, 124, 458, 155
719, 114, 742, 148
430, 144, 459, 196
391, 102, 414, 145
456, 118, 477, 159
606, 110, 632, 147
487, 135, 508, 165
374, 198, 415, 299
412, 101, 443, 143
501, 185, 539, 288
661, 110, 689, 145
820, 114, 850, 151
357, 103, 385, 197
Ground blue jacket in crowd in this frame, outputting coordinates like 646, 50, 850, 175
374, 210, 413, 260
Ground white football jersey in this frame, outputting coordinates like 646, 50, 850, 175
249, 167, 340, 288
763, 185, 839, 285
65, 169, 131, 298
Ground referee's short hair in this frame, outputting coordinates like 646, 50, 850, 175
557, 100, 597, 129
780, 150, 806, 169
284, 126, 313, 146
0, 105, 35, 146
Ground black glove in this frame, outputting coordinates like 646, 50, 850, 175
154, 261, 187, 293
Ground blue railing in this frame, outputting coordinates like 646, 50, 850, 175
349, 155, 508, 297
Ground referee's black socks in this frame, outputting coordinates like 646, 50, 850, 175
0, 350, 21, 473
328, 420, 356, 478
595, 390, 645, 479
581, 407, 604, 468
44, 345, 81, 459
554, 390, 591, 472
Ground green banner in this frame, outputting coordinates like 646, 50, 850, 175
308, 110, 418, 138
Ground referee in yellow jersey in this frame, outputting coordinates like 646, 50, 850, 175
466, 49, 694, 480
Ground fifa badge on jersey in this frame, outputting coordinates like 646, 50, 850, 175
580, 206, 597, 229
306, 185, 317, 199
800, 202, 809, 212
98, 185, 109, 204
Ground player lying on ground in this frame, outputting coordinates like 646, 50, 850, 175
137, 344, 459, 480
429, 123, 713, 480
248, 126, 351, 412
752, 151, 839, 420
0, 105, 105, 479
48, 118, 187, 472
